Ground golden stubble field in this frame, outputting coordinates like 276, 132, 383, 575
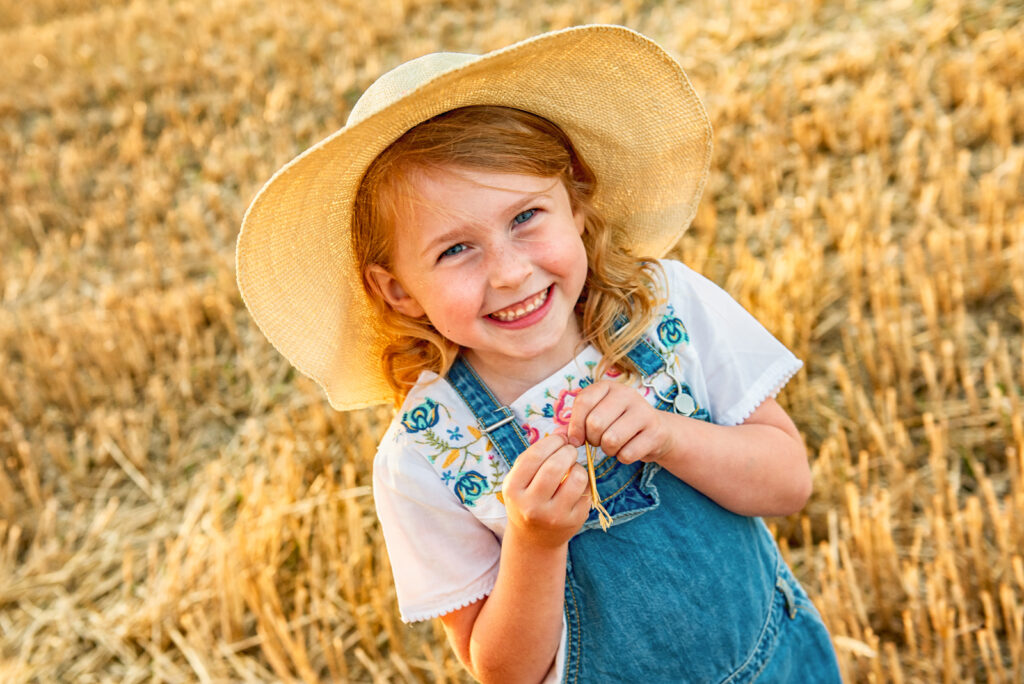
1, 0, 1023, 681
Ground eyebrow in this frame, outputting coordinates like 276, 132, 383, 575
420, 190, 550, 258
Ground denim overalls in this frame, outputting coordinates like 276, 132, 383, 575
446, 332, 841, 683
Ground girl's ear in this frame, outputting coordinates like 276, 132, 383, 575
365, 265, 426, 318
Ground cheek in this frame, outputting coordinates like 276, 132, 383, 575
551, 234, 589, 281
420, 275, 483, 327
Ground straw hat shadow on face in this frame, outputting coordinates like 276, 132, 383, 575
236, 24, 712, 410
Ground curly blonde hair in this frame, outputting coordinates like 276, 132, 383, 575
352, 106, 662, 405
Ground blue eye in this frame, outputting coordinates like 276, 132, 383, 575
513, 209, 536, 225
440, 243, 466, 260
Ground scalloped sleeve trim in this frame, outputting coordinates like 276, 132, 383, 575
399, 562, 499, 623
718, 356, 804, 427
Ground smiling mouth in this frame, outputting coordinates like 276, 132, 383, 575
487, 287, 551, 322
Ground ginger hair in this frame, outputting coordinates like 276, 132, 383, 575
352, 106, 662, 405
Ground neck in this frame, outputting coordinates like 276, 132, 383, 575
463, 354, 570, 406
462, 320, 586, 406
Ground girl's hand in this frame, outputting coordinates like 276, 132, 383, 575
566, 380, 673, 465
502, 434, 592, 549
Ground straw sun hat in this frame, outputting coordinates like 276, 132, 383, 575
236, 24, 712, 411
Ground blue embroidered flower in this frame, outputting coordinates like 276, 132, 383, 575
542, 404, 555, 418
657, 315, 688, 347
454, 471, 488, 506
401, 398, 440, 433
441, 471, 455, 483
447, 427, 463, 441
579, 376, 593, 389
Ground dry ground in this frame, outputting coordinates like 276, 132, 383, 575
1, 0, 1023, 681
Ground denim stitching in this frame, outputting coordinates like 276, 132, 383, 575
719, 591, 784, 684
593, 454, 617, 478
616, 315, 665, 378
599, 464, 644, 505
459, 359, 531, 451
632, 335, 664, 372
446, 370, 517, 468
447, 357, 529, 468
564, 571, 582, 684
747, 594, 785, 683
717, 553, 785, 684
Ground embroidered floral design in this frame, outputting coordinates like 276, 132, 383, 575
551, 387, 581, 425
524, 366, 614, 427
522, 423, 540, 445
401, 398, 440, 433
402, 396, 506, 507
454, 471, 488, 505
657, 306, 689, 349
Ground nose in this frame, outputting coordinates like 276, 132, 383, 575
487, 241, 532, 290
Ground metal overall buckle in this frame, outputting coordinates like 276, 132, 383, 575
640, 362, 697, 416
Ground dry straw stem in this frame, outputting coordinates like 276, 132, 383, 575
2, 0, 1024, 681
584, 444, 613, 531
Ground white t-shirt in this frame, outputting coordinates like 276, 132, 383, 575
372, 260, 803, 681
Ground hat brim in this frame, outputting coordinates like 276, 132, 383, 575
236, 25, 712, 410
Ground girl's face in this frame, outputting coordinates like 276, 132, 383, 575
368, 167, 588, 378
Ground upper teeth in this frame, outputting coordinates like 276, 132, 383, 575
490, 289, 549, 321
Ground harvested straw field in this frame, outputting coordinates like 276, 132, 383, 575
1, 0, 1023, 681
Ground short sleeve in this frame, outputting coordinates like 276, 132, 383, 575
660, 260, 803, 426
373, 428, 501, 622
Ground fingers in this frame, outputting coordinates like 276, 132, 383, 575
504, 444, 591, 547
507, 435, 581, 500
568, 480, 595, 520
592, 404, 647, 457
531, 444, 584, 499
566, 381, 671, 464
559, 464, 595, 528
505, 433, 568, 489
567, 381, 612, 447
614, 429, 659, 464
569, 381, 647, 452
555, 463, 590, 502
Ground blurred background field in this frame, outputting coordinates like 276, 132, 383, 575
1, 0, 1023, 681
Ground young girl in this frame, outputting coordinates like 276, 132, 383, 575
237, 25, 841, 683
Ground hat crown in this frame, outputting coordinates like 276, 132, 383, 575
348, 52, 478, 126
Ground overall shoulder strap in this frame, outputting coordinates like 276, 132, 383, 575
446, 320, 668, 468
623, 334, 665, 377
617, 315, 665, 378
446, 356, 531, 469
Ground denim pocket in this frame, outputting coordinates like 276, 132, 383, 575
718, 579, 789, 684
579, 457, 660, 532
720, 560, 840, 684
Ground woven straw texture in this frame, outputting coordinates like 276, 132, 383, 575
236, 24, 712, 410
